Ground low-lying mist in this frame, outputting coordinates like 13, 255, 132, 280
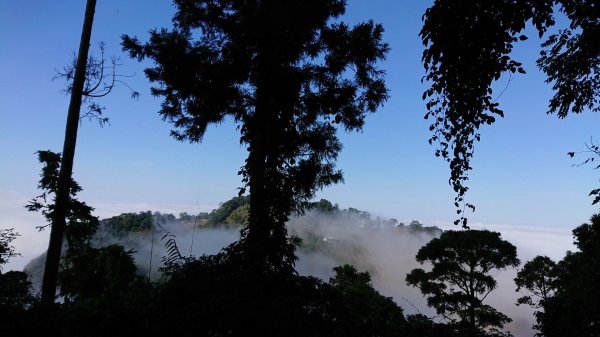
24, 210, 540, 337
290, 212, 537, 337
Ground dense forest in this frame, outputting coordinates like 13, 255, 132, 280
5, 195, 600, 336
21, 197, 441, 289
1, 0, 598, 336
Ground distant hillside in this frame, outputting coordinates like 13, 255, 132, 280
23, 196, 441, 290
93, 196, 440, 236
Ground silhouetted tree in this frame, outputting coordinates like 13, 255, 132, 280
27, 151, 138, 304
43, 0, 140, 305
406, 230, 520, 337
514, 255, 557, 335
59, 244, 137, 302
329, 264, 406, 337
151, 247, 338, 337
122, 0, 389, 272
537, 213, 600, 337
420, 0, 599, 225
19, 151, 146, 337
0, 271, 33, 309
0, 228, 34, 337
27, 151, 99, 253
41, 0, 98, 305
515, 255, 557, 307
0, 228, 20, 269
0, 228, 33, 311
0, 269, 34, 337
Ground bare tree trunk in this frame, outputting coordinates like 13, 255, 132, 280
246, 62, 270, 269
40, 0, 97, 306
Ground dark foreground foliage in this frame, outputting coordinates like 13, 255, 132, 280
1, 237, 464, 337
518, 213, 600, 337
2, 262, 333, 336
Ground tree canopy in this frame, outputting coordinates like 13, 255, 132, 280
329, 264, 406, 337
102, 211, 154, 233
122, 0, 389, 271
205, 195, 250, 226
26, 151, 99, 250
531, 213, 600, 337
421, 0, 600, 225
0, 228, 20, 269
514, 255, 557, 335
406, 229, 520, 336
514, 255, 556, 308
0, 229, 33, 314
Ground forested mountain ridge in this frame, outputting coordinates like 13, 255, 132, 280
96, 196, 441, 235
23, 197, 441, 289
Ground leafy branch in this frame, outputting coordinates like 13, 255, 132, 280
0, 228, 21, 270
568, 138, 600, 205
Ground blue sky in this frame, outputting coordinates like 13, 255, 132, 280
1, 0, 597, 269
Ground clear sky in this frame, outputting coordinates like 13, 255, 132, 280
1, 0, 598, 270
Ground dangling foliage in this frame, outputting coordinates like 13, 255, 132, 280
421, 0, 599, 226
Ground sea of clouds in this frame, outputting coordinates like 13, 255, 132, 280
6, 207, 579, 337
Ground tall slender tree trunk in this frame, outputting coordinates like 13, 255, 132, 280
247, 142, 268, 265
468, 271, 477, 337
246, 64, 270, 268
41, 0, 96, 306
245, 44, 281, 271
